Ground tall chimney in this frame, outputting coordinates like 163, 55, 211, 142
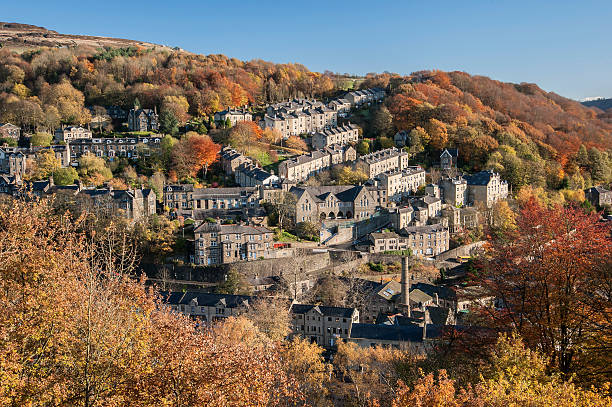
422, 321, 427, 341
434, 293, 439, 306
400, 256, 410, 317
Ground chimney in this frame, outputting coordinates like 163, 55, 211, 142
400, 256, 410, 317
434, 293, 439, 306
422, 322, 427, 341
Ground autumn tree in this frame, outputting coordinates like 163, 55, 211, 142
424, 118, 448, 150
285, 135, 308, 151
228, 121, 263, 152
40, 80, 91, 124
478, 199, 612, 385
371, 105, 393, 137
77, 153, 113, 186
27, 149, 60, 180
53, 166, 79, 186
30, 131, 53, 147
171, 133, 221, 179
242, 296, 291, 342
161, 95, 190, 124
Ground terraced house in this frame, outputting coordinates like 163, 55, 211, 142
213, 107, 252, 126
357, 147, 410, 178
290, 185, 376, 222
54, 126, 92, 142
464, 170, 509, 206
264, 98, 337, 138
193, 223, 274, 265
310, 122, 360, 149
163, 184, 260, 218
68, 136, 161, 163
0, 123, 20, 141
376, 166, 426, 202
290, 304, 359, 348
278, 144, 356, 183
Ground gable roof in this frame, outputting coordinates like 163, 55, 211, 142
290, 303, 357, 318
350, 323, 443, 342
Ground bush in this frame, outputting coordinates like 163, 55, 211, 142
294, 221, 320, 241
368, 262, 384, 272
30, 132, 53, 147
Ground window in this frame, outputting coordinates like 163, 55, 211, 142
327, 317, 332, 322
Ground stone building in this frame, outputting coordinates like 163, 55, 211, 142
164, 184, 260, 218
235, 163, 279, 187
162, 291, 251, 323
441, 206, 480, 233
78, 187, 157, 221
263, 99, 337, 139
439, 176, 468, 207
220, 146, 252, 175
127, 108, 159, 132
68, 136, 161, 163
290, 303, 359, 347
344, 88, 385, 106
401, 224, 449, 257
440, 148, 458, 170
310, 123, 360, 149
0, 147, 26, 180
328, 98, 351, 114
585, 186, 612, 208
376, 166, 426, 202
290, 185, 376, 223
0, 123, 20, 141
213, 107, 253, 126
193, 223, 274, 265
278, 144, 356, 183
464, 170, 509, 206
357, 147, 410, 178
54, 126, 92, 142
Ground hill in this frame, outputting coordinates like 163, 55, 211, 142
0, 22, 171, 51
581, 97, 612, 111
357, 71, 612, 190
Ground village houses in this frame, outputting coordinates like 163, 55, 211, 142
192, 223, 274, 265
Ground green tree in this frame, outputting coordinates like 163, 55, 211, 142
371, 105, 393, 137
159, 111, 179, 135
77, 153, 113, 185
576, 144, 589, 168
224, 118, 232, 129
0, 137, 17, 147
356, 139, 370, 155
215, 269, 251, 295
294, 221, 320, 241
53, 167, 78, 186
30, 132, 53, 147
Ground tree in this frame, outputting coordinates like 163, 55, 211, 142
228, 121, 263, 152
30, 132, 53, 147
371, 105, 393, 137
294, 221, 320, 241
215, 268, 252, 295
0, 137, 17, 147
161, 95, 190, 124
148, 171, 166, 203
488, 200, 516, 237
479, 199, 612, 384
424, 118, 448, 150
285, 136, 307, 151
159, 110, 179, 135
40, 80, 91, 124
77, 153, 113, 186
171, 133, 221, 179
332, 165, 368, 185
53, 167, 79, 186
356, 139, 370, 155
29, 149, 60, 180
242, 296, 291, 342
261, 128, 282, 145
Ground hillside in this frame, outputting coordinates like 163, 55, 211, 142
581, 97, 612, 111
358, 71, 612, 190
0, 22, 171, 51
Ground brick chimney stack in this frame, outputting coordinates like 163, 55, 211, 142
400, 256, 410, 317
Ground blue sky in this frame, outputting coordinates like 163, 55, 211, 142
3, 0, 611, 100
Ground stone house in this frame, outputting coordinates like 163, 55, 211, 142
278, 144, 356, 183
162, 291, 251, 323
376, 166, 426, 202
310, 123, 360, 149
464, 170, 509, 206
0, 147, 26, 180
290, 185, 376, 223
68, 136, 161, 164
127, 108, 159, 132
400, 224, 449, 257
235, 163, 279, 187
164, 184, 260, 218
348, 323, 443, 352
54, 126, 92, 142
213, 107, 253, 126
0, 123, 20, 141
416, 195, 442, 218
328, 98, 351, 114
357, 147, 410, 178
440, 148, 458, 170
79, 187, 157, 221
369, 232, 406, 253
585, 186, 612, 208
441, 206, 480, 233
290, 303, 359, 348
263, 99, 337, 139
393, 130, 410, 147
439, 176, 468, 207
192, 223, 274, 265
220, 146, 252, 175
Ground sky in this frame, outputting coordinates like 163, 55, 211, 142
3, 0, 612, 100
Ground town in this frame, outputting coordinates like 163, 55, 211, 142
0, 14, 611, 407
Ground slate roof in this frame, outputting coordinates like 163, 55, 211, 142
464, 170, 499, 186
350, 323, 443, 342
289, 185, 366, 203
290, 303, 357, 318
440, 148, 458, 158
192, 187, 257, 199
193, 222, 271, 235
160, 291, 252, 308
